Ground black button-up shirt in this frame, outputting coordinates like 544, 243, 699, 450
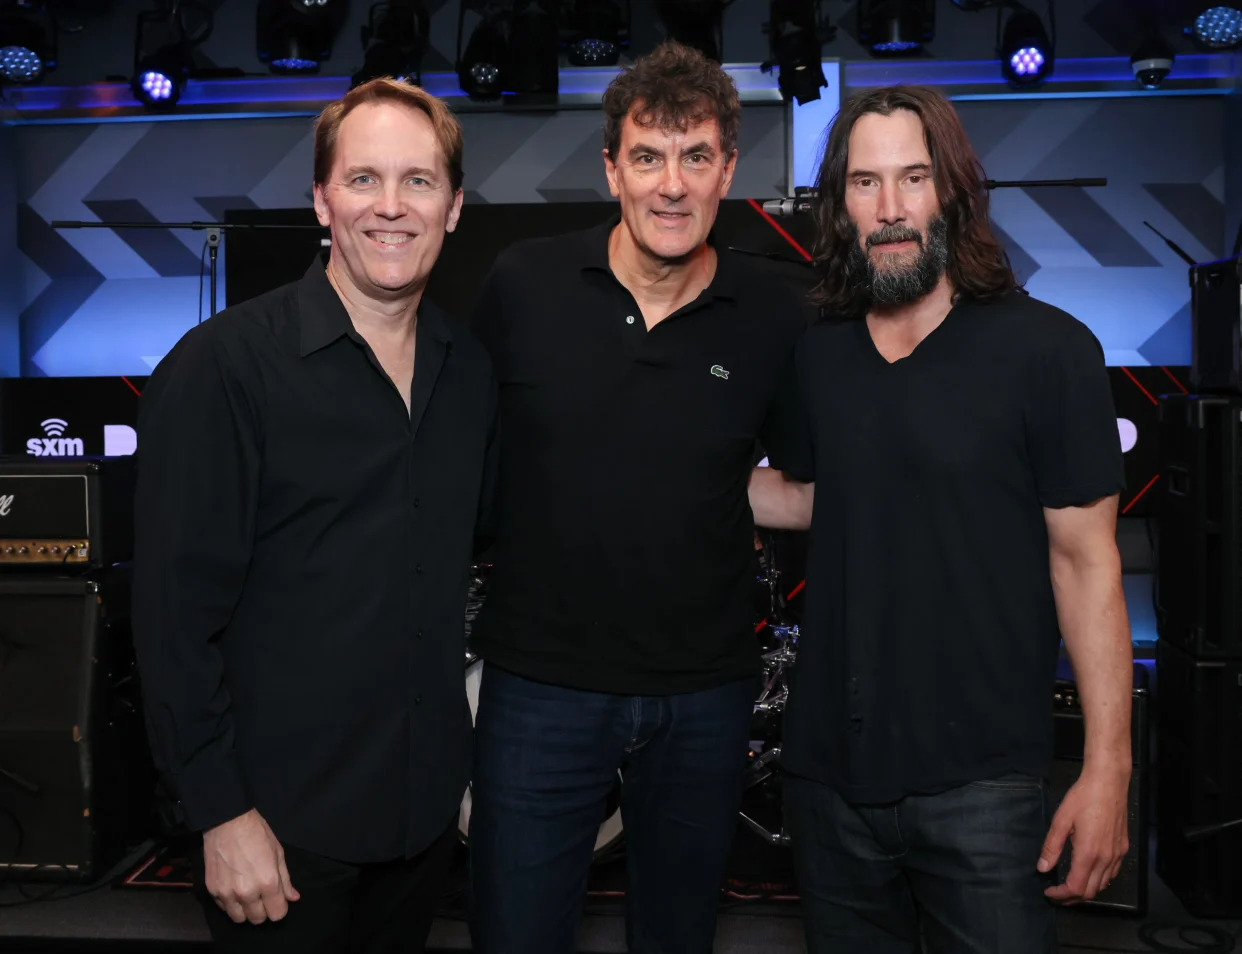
469, 218, 806, 695
133, 259, 497, 862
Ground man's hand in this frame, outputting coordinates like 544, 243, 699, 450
203, 808, 301, 924
1038, 766, 1130, 904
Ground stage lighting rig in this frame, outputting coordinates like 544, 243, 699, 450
656, 0, 724, 62
256, 0, 348, 75
508, 0, 557, 94
456, 0, 557, 100
765, 0, 831, 104
1000, 4, 1054, 86
0, 1, 57, 85
1189, 5, 1242, 49
130, 2, 214, 110
565, 0, 628, 67
456, 2, 506, 98
858, 0, 934, 56
350, 0, 429, 88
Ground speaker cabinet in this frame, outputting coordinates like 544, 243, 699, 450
1155, 638, 1242, 917
0, 570, 153, 882
1156, 393, 1242, 658
1049, 662, 1149, 914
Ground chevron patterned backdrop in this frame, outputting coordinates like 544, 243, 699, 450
10, 88, 1225, 377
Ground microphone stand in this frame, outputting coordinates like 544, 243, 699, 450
50, 220, 325, 318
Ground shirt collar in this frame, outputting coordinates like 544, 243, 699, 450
298, 253, 454, 358
579, 214, 740, 303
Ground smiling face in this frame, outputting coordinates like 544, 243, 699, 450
313, 100, 462, 304
603, 105, 736, 264
843, 108, 948, 307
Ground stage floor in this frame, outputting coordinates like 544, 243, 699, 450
1, 829, 1239, 954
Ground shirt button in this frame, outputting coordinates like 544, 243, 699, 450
413, 497, 420, 508
416, 630, 423, 640
625, 315, 635, 325
414, 694, 423, 705
415, 564, 423, 574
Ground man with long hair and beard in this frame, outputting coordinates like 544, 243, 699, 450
749, 85, 1134, 952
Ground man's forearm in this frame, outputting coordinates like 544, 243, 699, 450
749, 466, 814, 530
1051, 551, 1133, 775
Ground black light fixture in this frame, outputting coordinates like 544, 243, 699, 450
508, 0, 558, 94
256, 0, 348, 75
766, 0, 827, 104
456, 0, 557, 99
858, 0, 934, 56
1189, 5, 1242, 49
0, 0, 57, 85
565, 0, 628, 67
656, 0, 725, 62
456, 1, 507, 98
999, 4, 1053, 86
129, 2, 215, 110
351, 0, 429, 88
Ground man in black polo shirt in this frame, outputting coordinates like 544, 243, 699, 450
750, 85, 1133, 952
133, 79, 496, 953
467, 42, 805, 954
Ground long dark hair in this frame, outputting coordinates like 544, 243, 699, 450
810, 85, 1018, 314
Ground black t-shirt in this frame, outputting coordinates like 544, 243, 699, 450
470, 218, 807, 694
779, 291, 1124, 803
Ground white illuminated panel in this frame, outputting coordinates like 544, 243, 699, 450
788, 60, 842, 191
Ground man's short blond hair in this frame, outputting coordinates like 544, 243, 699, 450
313, 78, 464, 192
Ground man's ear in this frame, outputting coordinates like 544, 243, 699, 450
603, 148, 621, 199
446, 188, 464, 233
313, 182, 330, 227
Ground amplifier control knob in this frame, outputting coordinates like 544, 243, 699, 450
17, 546, 28, 555
50, 546, 60, 554
36, 546, 47, 555
3, 546, 13, 555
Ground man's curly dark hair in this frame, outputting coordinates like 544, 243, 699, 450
602, 41, 741, 159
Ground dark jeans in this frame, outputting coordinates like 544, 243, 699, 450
191, 821, 456, 954
785, 773, 1058, 954
467, 665, 757, 954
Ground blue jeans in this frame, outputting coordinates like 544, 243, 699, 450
785, 773, 1058, 954
468, 666, 758, 954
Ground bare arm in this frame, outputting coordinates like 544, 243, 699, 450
1038, 494, 1133, 903
749, 466, 814, 530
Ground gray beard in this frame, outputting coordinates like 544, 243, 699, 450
846, 215, 949, 309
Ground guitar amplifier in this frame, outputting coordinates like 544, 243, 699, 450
0, 457, 135, 569
1049, 661, 1150, 914
0, 568, 155, 881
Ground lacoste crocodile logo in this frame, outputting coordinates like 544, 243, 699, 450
711, 364, 730, 380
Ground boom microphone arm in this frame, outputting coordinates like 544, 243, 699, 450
761, 177, 1108, 217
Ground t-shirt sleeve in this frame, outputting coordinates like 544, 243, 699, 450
760, 338, 814, 483
1025, 318, 1125, 508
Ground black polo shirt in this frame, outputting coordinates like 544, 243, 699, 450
133, 258, 497, 862
780, 291, 1124, 803
470, 217, 806, 695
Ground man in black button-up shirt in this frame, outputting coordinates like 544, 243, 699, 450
133, 79, 496, 953
466, 43, 806, 954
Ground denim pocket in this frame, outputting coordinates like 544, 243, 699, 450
967, 772, 1044, 792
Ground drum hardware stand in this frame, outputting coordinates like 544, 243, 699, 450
747, 531, 799, 848
740, 747, 791, 846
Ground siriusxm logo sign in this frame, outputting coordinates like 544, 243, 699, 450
24, 418, 137, 457
27, 418, 84, 457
